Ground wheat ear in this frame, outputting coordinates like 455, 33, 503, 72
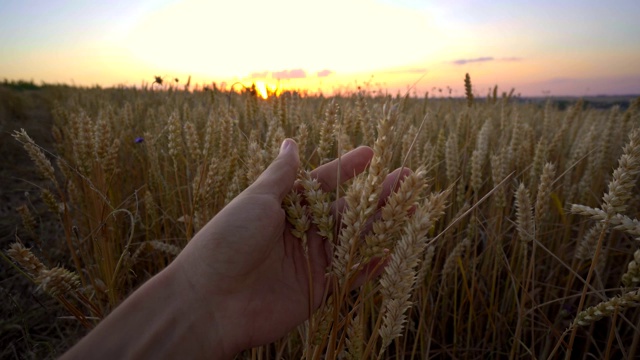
36, 267, 81, 297
602, 129, 640, 216
621, 249, 640, 288
6, 242, 47, 277
515, 183, 535, 244
573, 289, 640, 327
534, 162, 556, 228
378, 190, 449, 355
284, 190, 311, 253
363, 167, 427, 260
12, 129, 59, 187
300, 171, 334, 244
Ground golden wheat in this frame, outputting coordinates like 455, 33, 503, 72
5, 79, 640, 359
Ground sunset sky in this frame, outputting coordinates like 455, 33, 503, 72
1, 0, 639, 96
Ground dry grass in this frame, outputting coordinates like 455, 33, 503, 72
3, 79, 640, 359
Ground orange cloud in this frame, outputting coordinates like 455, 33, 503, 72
272, 68, 306, 79
317, 69, 333, 77
250, 71, 269, 78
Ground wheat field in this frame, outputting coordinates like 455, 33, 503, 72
3, 76, 640, 359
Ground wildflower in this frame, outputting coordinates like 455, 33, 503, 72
135, 137, 144, 144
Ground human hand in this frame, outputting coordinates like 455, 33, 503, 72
62, 139, 410, 360
169, 139, 370, 355
171, 139, 410, 356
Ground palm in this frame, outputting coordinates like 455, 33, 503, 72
174, 144, 375, 352
188, 187, 336, 348
232, 200, 329, 345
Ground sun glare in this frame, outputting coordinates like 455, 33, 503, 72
255, 81, 269, 99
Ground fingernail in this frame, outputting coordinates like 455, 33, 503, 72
280, 139, 292, 154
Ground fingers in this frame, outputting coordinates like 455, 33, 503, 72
310, 146, 373, 191
247, 139, 300, 201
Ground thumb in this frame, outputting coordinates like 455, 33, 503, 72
247, 139, 300, 201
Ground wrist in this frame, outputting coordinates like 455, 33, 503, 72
63, 263, 235, 360
161, 259, 242, 359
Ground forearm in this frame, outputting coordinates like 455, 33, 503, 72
61, 265, 234, 359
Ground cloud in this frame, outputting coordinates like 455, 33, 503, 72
272, 68, 307, 79
451, 56, 524, 65
452, 57, 494, 65
317, 69, 333, 77
249, 68, 333, 80
250, 71, 268, 79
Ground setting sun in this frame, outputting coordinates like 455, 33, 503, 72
254, 81, 269, 100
